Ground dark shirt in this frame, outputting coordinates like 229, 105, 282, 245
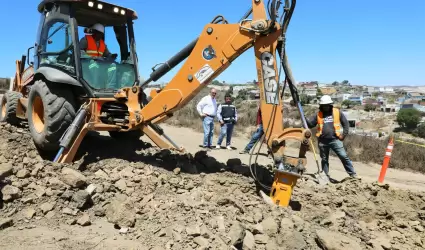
306, 108, 349, 140
79, 36, 111, 57
256, 108, 262, 125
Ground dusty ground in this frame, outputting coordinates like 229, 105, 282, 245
1, 122, 425, 250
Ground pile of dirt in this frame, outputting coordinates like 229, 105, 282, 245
1, 122, 425, 250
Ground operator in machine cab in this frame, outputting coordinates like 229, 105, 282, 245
305, 95, 359, 180
79, 23, 116, 59
79, 23, 118, 89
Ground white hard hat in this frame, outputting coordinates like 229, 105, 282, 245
91, 23, 105, 34
319, 95, 333, 105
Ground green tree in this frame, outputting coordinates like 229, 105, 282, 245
236, 89, 248, 100
211, 80, 219, 84
228, 86, 234, 95
332, 81, 339, 86
341, 80, 349, 85
364, 104, 376, 111
397, 108, 421, 129
300, 94, 311, 105
342, 100, 354, 108
316, 88, 323, 99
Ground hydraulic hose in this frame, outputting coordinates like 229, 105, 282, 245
53, 108, 88, 162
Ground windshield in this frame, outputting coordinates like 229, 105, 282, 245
77, 24, 137, 91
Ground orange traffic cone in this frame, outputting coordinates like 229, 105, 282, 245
378, 136, 394, 183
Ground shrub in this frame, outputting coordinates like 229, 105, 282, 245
397, 108, 421, 129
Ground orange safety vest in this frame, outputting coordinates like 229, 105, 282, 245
316, 107, 343, 137
85, 35, 105, 57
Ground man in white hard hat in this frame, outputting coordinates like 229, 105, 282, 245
305, 95, 359, 180
79, 23, 118, 89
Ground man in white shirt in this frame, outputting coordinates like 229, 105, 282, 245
196, 88, 218, 148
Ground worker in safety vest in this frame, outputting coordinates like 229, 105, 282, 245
79, 23, 118, 89
305, 95, 359, 180
215, 93, 238, 150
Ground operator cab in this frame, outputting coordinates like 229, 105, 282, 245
36, 0, 139, 96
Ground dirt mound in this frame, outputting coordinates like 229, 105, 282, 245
1, 122, 425, 250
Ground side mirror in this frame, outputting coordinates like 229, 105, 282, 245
27, 46, 34, 66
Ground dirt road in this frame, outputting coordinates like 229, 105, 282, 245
150, 124, 425, 192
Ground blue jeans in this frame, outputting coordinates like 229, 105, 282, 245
318, 139, 356, 176
202, 116, 214, 147
217, 123, 235, 146
244, 124, 264, 152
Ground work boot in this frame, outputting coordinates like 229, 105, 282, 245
239, 149, 249, 154
349, 174, 361, 180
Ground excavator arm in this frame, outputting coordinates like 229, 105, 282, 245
138, 0, 311, 170
56, 0, 311, 184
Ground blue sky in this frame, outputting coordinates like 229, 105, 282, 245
1, 0, 424, 86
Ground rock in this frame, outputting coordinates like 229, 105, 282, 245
229, 222, 245, 246
94, 205, 106, 217
45, 211, 55, 219
16, 169, 30, 178
414, 225, 424, 232
105, 196, 136, 228
47, 178, 67, 190
77, 213, 91, 226
243, 230, 255, 250
255, 234, 269, 244
0, 163, 13, 179
173, 168, 181, 175
280, 218, 294, 231
280, 231, 306, 250
0, 218, 13, 230
62, 208, 77, 216
94, 169, 109, 179
86, 184, 97, 195
40, 202, 55, 214
71, 190, 90, 209
61, 167, 87, 188
1, 185, 21, 201
368, 238, 392, 250
193, 236, 208, 247
265, 239, 280, 250
23, 208, 36, 220
114, 179, 127, 192
31, 163, 44, 176
261, 217, 278, 236
316, 229, 362, 250
200, 225, 212, 239
186, 225, 201, 236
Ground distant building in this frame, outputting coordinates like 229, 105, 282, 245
348, 96, 363, 104
406, 92, 425, 101
400, 103, 425, 112
320, 87, 337, 95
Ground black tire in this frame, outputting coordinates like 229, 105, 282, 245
109, 129, 143, 141
0, 91, 23, 125
27, 79, 77, 152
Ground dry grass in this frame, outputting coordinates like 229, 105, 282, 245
165, 87, 425, 173
307, 129, 425, 174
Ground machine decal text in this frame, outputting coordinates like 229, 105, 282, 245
195, 64, 214, 84
260, 52, 279, 104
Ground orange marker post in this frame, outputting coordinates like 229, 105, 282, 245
378, 136, 394, 183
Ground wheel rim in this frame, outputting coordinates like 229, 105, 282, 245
1, 98, 6, 118
32, 95, 45, 133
